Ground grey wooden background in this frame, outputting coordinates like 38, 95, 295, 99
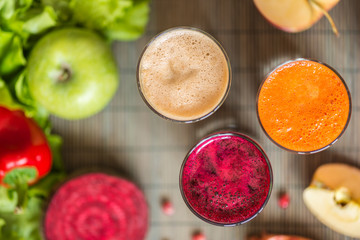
51, 1, 360, 239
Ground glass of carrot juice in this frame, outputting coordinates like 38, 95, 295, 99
256, 59, 351, 154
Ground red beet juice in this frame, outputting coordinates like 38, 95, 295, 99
180, 132, 272, 226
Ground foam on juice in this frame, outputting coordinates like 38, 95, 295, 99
139, 28, 229, 121
258, 60, 350, 152
181, 133, 271, 224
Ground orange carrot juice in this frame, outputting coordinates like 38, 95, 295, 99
257, 59, 351, 153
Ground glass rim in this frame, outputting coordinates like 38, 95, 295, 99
136, 26, 232, 123
256, 58, 352, 154
179, 131, 273, 226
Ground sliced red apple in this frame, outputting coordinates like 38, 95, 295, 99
253, 0, 340, 35
303, 163, 360, 238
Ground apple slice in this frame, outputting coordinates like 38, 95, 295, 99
311, 163, 360, 202
303, 163, 360, 238
253, 0, 340, 35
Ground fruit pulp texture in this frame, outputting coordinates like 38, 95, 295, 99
258, 60, 350, 152
181, 134, 271, 224
139, 28, 229, 121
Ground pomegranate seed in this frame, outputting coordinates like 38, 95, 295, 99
161, 200, 175, 216
278, 193, 290, 209
192, 232, 206, 240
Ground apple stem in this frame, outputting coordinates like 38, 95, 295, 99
57, 64, 72, 83
310, 0, 339, 37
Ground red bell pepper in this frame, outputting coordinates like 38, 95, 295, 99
0, 106, 52, 208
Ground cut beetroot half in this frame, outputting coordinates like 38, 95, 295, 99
44, 173, 148, 240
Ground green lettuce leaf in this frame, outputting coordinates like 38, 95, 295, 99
70, 0, 133, 29
1, 1, 63, 49
0, 0, 33, 21
27, 172, 65, 199
0, 195, 44, 240
0, 187, 17, 213
0, 29, 26, 76
4, 7, 58, 45
0, 218, 5, 238
70, 0, 150, 41
22, 6, 57, 35
41, 0, 72, 22
0, 70, 49, 129
46, 134, 64, 171
0, 0, 32, 41
105, 0, 150, 41
11, 70, 50, 128
0, 79, 21, 109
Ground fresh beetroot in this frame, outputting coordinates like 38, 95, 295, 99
44, 173, 148, 240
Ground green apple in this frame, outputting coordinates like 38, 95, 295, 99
27, 28, 118, 119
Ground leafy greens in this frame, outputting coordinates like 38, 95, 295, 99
0, 0, 150, 238
0, 78, 66, 240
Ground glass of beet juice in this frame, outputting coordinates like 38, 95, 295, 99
180, 131, 273, 226
257, 59, 351, 154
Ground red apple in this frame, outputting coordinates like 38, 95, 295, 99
253, 0, 340, 35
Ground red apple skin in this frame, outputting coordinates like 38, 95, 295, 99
253, 0, 339, 33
